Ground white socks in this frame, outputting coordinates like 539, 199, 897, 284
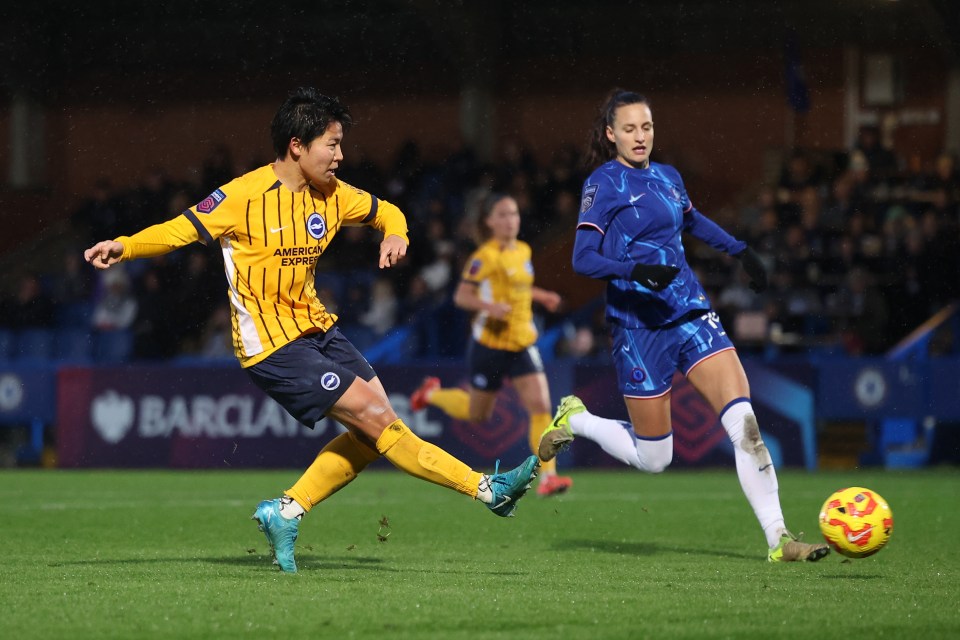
570, 396, 787, 548
719, 398, 786, 548
569, 411, 673, 473
633, 431, 673, 473
476, 475, 494, 504
279, 495, 305, 520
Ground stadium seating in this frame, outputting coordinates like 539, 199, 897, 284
337, 323, 377, 353
13, 329, 55, 362
55, 301, 94, 329
0, 328, 13, 361
55, 328, 94, 362
879, 418, 930, 469
92, 329, 134, 363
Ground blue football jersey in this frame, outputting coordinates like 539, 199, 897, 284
578, 160, 719, 328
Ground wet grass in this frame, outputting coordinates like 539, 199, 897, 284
1, 468, 957, 639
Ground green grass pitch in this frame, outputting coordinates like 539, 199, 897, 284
2, 468, 958, 639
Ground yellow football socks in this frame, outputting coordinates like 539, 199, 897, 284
286, 431, 381, 511
428, 387, 471, 420
375, 419, 483, 497
529, 412, 556, 474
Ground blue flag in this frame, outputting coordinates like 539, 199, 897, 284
784, 33, 811, 113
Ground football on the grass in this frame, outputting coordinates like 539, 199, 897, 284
818, 487, 893, 558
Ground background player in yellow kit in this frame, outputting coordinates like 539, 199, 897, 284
84, 87, 539, 573
410, 194, 573, 496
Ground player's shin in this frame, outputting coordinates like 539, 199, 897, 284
720, 398, 786, 547
375, 419, 484, 497
529, 412, 556, 473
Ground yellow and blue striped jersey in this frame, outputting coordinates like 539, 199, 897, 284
461, 239, 537, 352
115, 164, 408, 367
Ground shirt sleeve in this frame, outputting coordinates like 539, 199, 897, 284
669, 166, 746, 255
181, 176, 249, 244
571, 226, 634, 281
576, 175, 617, 235
116, 215, 202, 261
682, 207, 747, 255
339, 182, 409, 244
461, 247, 491, 284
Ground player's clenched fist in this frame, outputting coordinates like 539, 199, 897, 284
84, 240, 125, 269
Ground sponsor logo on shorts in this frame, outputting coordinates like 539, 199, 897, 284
196, 189, 226, 214
307, 213, 327, 240
472, 374, 488, 389
321, 372, 340, 391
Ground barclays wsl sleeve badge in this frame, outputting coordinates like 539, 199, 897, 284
580, 184, 598, 213
196, 189, 226, 214
467, 258, 482, 277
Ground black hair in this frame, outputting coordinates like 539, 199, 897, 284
583, 89, 650, 170
270, 87, 353, 158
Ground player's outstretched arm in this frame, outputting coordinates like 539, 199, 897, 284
84, 240, 125, 270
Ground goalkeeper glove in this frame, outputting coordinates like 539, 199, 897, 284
631, 263, 680, 292
735, 247, 768, 293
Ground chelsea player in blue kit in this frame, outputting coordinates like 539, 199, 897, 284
539, 89, 828, 563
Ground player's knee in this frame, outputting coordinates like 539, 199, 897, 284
343, 381, 397, 427
633, 436, 673, 474
638, 455, 672, 474
469, 409, 494, 423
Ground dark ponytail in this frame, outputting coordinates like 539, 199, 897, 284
583, 89, 650, 170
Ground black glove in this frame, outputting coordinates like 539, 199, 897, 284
735, 246, 768, 293
630, 263, 680, 292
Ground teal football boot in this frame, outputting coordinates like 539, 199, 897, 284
485, 455, 540, 517
252, 498, 299, 573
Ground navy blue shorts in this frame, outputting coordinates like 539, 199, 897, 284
610, 310, 735, 398
468, 339, 544, 391
245, 327, 376, 426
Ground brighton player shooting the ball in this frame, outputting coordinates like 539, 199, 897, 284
84, 87, 539, 573
538, 89, 829, 562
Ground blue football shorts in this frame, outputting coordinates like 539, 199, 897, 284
610, 310, 735, 398
245, 326, 376, 426
467, 339, 545, 391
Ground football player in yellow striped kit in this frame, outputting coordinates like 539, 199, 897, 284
84, 87, 539, 573
410, 194, 573, 496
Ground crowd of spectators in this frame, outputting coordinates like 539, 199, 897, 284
707, 128, 960, 357
1, 127, 958, 363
